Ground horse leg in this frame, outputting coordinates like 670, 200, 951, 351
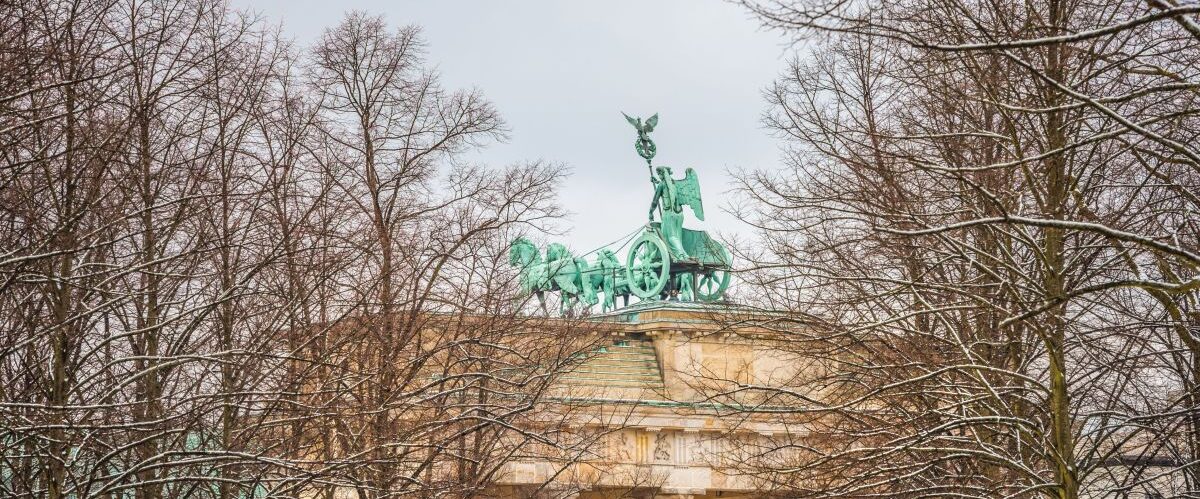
583, 278, 599, 308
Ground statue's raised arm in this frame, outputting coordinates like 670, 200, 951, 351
623, 113, 705, 223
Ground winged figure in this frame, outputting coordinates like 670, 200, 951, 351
649, 166, 707, 257
650, 166, 704, 221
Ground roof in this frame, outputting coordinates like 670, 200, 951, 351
554, 339, 668, 401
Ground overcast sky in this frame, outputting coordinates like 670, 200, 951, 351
233, 0, 793, 253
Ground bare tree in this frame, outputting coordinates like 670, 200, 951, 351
724, 0, 1200, 497
2, 3, 593, 498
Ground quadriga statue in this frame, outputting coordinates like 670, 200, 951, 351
509, 113, 732, 314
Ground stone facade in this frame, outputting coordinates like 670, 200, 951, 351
493, 301, 804, 498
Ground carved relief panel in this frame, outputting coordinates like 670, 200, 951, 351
608, 429, 634, 463
652, 431, 672, 463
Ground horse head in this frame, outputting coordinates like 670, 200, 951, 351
596, 249, 620, 270
508, 238, 540, 267
545, 243, 571, 262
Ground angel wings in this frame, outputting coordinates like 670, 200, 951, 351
674, 168, 705, 221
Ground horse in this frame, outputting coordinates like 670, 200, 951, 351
590, 249, 630, 312
546, 243, 599, 312
509, 238, 598, 313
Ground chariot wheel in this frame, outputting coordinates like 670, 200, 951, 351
626, 232, 671, 299
694, 269, 731, 301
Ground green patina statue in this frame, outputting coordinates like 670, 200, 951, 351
649, 165, 704, 257
509, 238, 631, 313
623, 112, 658, 164
508, 113, 732, 313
